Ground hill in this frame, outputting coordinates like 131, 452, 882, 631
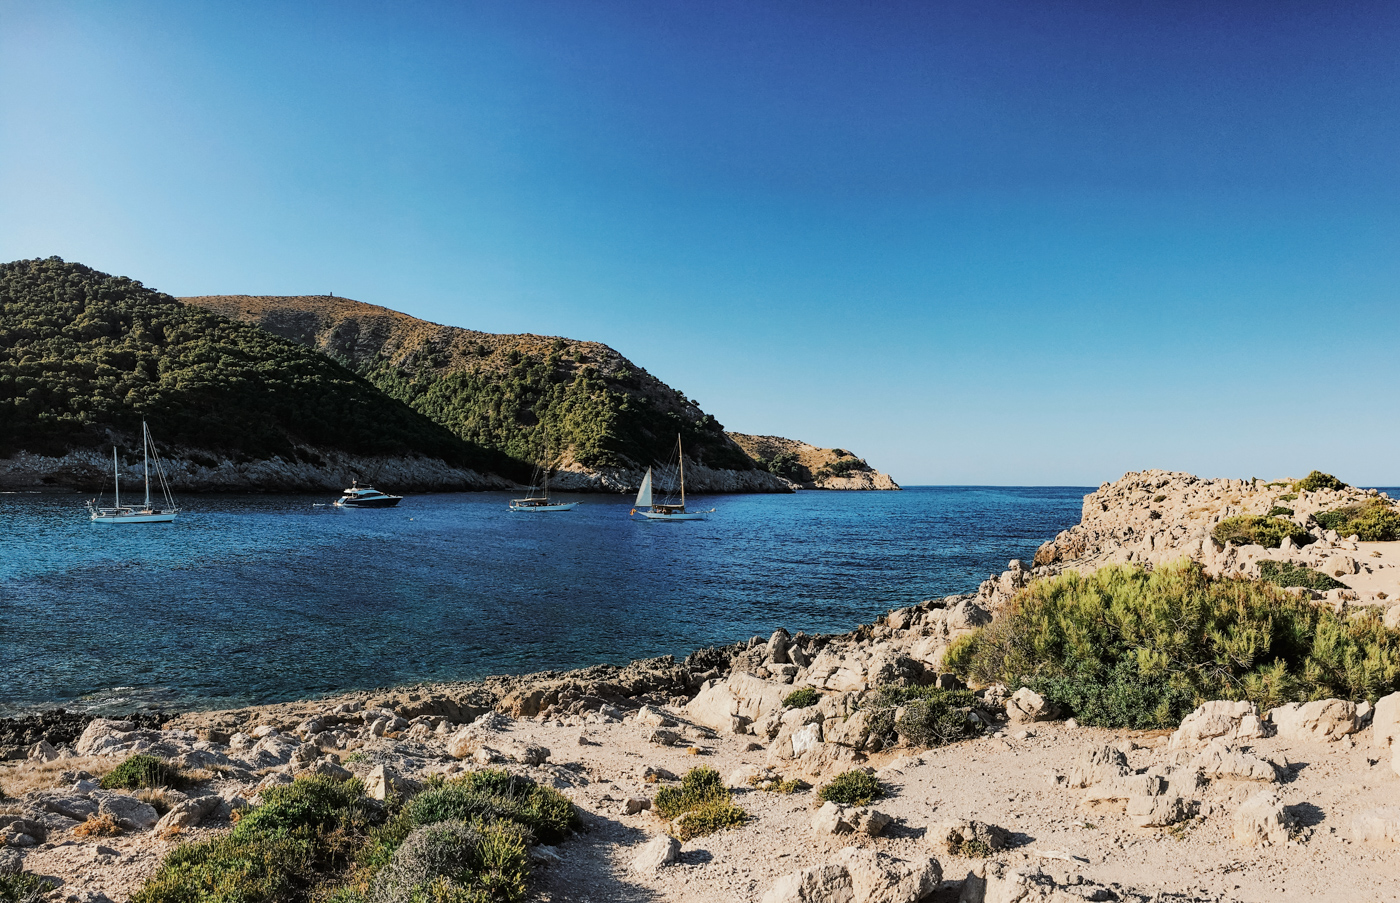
183, 294, 789, 492
0, 258, 505, 490
727, 432, 900, 489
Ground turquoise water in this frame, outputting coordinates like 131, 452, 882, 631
0, 487, 1088, 715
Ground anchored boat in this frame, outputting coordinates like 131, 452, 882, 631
87, 421, 179, 524
631, 435, 709, 521
333, 481, 402, 508
510, 464, 579, 512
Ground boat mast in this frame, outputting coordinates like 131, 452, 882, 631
678, 434, 685, 508
113, 446, 120, 509
143, 420, 151, 509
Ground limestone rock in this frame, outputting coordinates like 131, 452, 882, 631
153, 795, 222, 833
630, 834, 680, 873
1370, 691, 1400, 749
1268, 699, 1358, 742
1168, 700, 1269, 749
927, 819, 1009, 854
365, 764, 419, 801
811, 801, 890, 836
1192, 740, 1283, 783
1067, 745, 1129, 789
1127, 793, 1194, 827
760, 864, 854, 903
1005, 688, 1056, 725
623, 797, 652, 815
96, 793, 160, 831
1351, 807, 1400, 844
27, 740, 58, 762
1232, 789, 1293, 847
835, 846, 941, 903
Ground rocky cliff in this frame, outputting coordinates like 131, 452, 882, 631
726, 433, 899, 490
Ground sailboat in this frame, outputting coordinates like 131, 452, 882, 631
87, 421, 179, 524
631, 435, 708, 521
510, 463, 579, 512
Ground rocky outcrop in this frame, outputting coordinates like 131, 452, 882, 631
727, 433, 900, 490
0, 445, 512, 493
547, 456, 794, 494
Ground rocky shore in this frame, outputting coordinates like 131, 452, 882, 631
4, 470, 1399, 902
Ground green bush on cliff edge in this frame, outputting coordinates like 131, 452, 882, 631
944, 560, 1400, 729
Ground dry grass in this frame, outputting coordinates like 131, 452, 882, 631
73, 813, 123, 837
0, 755, 116, 796
134, 787, 177, 816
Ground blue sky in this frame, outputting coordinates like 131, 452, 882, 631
3, 1, 1397, 485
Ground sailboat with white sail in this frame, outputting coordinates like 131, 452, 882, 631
87, 421, 179, 524
509, 462, 579, 512
631, 434, 708, 521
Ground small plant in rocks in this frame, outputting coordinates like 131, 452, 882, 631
817, 770, 883, 807
948, 837, 995, 858
73, 813, 123, 837
1314, 499, 1400, 541
0, 873, 59, 903
100, 754, 192, 791
1258, 560, 1347, 592
782, 688, 820, 709
1211, 515, 1312, 549
654, 767, 747, 840
1295, 470, 1347, 492
749, 775, 809, 794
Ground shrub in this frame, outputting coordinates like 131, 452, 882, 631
1258, 560, 1347, 592
672, 800, 748, 840
405, 770, 577, 845
750, 776, 808, 794
1295, 471, 1347, 492
1267, 506, 1294, 517
100, 754, 191, 791
861, 686, 980, 750
783, 688, 820, 709
817, 770, 883, 807
73, 813, 123, 837
1314, 499, 1400, 541
946, 561, 1400, 729
1278, 493, 1298, 502
370, 820, 529, 903
0, 873, 58, 903
1153, 495, 1166, 503
1211, 516, 1311, 549
653, 767, 746, 839
948, 837, 994, 858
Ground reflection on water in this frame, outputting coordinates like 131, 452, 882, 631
0, 487, 1087, 714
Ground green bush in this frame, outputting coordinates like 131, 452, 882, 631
948, 837, 995, 858
861, 686, 980, 750
817, 770, 883, 807
1267, 506, 1294, 517
0, 873, 59, 903
1211, 516, 1311, 549
1258, 560, 1347, 592
1314, 499, 1400, 541
783, 688, 820, 709
405, 770, 577, 845
1153, 495, 1166, 503
132, 776, 383, 903
946, 561, 1400, 728
370, 820, 528, 903
750, 775, 808, 794
100, 754, 192, 791
1278, 493, 1298, 502
1295, 471, 1348, 492
653, 767, 746, 839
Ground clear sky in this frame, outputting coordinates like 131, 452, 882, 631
3, 2, 1397, 485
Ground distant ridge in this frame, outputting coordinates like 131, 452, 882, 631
727, 432, 900, 490
0, 258, 503, 491
184, 294, 791, 492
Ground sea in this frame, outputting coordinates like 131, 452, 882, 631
0, 487, 1090, 716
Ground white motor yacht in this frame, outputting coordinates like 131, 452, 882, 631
333, 481, 402, 508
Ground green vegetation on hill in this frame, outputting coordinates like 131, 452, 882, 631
1314, 499, 1400, 541
1295, 470, 1348, 492
0, 258, 493, 469
1211, 515, 1312, 549
945, 561, 1400, 729
185, 295, 757, 476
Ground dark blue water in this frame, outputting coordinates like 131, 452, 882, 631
0, 487, 1088, 715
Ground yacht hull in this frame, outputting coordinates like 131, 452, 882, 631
639, 510, 706, 521
510, 502, 580, 512
334, 497, 401, 508
91, 512, 177, 524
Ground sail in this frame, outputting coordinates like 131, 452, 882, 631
635, 467, 653, 507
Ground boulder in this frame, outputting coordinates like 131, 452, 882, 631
768, 628, 793, 665
96, 793, 160, 831
1351, 807, 1400, 844
648, 729, 681, 747
1192, 741, 1283, 783
1232, 789, 1293, 847
790, 741, 860, 779
622, 797, 652, 816
686, 673, 790, 734
811, 801, 890, 836
1268, 699, 1358, 742
1168, 700, 1269, 749
630, 834, 680, 873
1370, 691, 1400, 749
1005, 688, 1056, 725
1126, 793, 1194, 827
822, 712, 871, 750
153, 795, 222, 833
365, 764, 419, 801
835, 846, 941, 903
760, 864, 854, 903
791, 723, 823, 758
927, 819, 1009, 854
27, 740, 58, 762
1067, 746, 1128, 789
636, 706, 676, 728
